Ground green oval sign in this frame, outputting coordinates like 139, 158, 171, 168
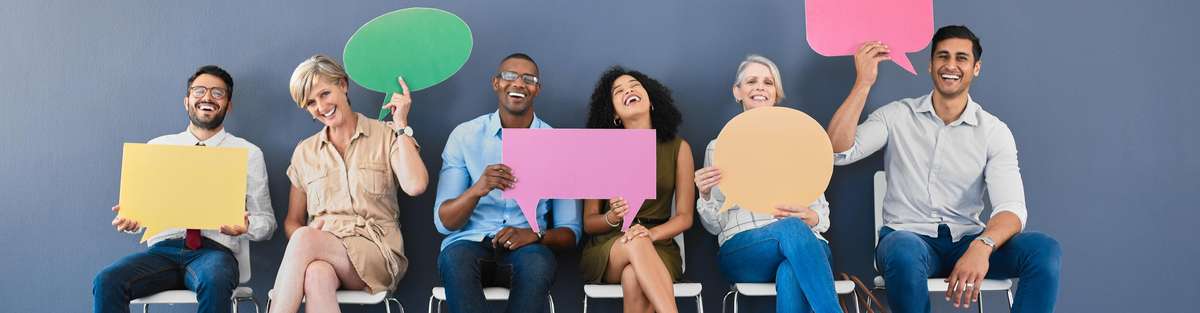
344, 8, 473, 95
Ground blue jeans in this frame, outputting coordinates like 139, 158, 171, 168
877, 224, 1061, 313
718, 218, 843, 313
92, 238, 238, 313
437, 238, 557, 313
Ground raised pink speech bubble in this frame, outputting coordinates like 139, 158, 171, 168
805, 0, 934, 75
502, 129, 657, 232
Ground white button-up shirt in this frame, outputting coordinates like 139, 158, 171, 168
834, 92, 1027, 242
138, 129, 277, 252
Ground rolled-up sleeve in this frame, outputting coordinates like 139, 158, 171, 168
433, 128, 469, 235
833, 104, 891, 166
245, 146, 276, 241
550, 199, 582, 244
809, 194, 832, 234
695, 141, 725, 235
984, 123, 1028, 230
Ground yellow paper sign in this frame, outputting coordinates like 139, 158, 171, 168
117, 143, 248, 242
713, 107, 833, 214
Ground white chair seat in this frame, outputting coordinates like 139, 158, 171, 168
731, 281, 855, 297
430, 286, 512, 301
131, 286, 254, 304
872, 276, 1013, 291
583, 282, 703, 299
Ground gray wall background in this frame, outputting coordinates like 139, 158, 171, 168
2, 1, 1196, 312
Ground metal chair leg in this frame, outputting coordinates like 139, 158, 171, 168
583, 295, 589, 313
721, 289, 736, 313
427, 295, 435, 313
548, 294, 556, 313
142, 303, 150, 313
977, 291, 985, 313
387, 297, 405, 313
696, 294, 704, 313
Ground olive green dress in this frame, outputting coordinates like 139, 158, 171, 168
580, 136, 684, 283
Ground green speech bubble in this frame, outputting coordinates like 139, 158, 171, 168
343, 8, 473, 119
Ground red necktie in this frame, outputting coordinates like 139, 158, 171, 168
186, 142, 205, 249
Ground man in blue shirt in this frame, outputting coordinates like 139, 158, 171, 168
434, 53, 582, 313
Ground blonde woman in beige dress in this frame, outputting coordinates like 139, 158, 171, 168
269, 54, 428, 313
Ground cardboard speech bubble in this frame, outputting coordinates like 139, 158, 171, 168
713, 107, 833, 214
343, 7, 473, 119
502, 129, 657, 232
805, 0, 934, 75
117, 143, 247, 242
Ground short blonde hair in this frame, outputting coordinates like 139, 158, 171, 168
733, 54, 786, 104
288, 54, 349, 108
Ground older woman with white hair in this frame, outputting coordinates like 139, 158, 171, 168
269, 54, 428, 313
694, 55, 841, 313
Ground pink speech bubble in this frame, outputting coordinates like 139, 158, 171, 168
502, 129, 657, 232
805, 0, 934, 75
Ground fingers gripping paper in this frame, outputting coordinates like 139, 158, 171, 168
502, 129, 657, 232
805, 0, 934, 75
118, 143, 248, 242
714, 107, 833, 214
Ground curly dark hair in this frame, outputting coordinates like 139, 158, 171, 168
585, 66, 682, 143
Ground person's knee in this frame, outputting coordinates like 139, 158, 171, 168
93, 265, 123, 295
620, 236, 656, 258
1018, 232, 1062, 273
286, 227, 323, 257
511, 244, 556, 284
877, 231, 929, 274
303, 261, 338, 295
438, 242, 482, 282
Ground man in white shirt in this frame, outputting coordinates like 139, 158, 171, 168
92, 65, 276, 313
826, 26, 1061, 313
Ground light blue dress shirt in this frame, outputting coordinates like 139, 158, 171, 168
433, 111, 582, 250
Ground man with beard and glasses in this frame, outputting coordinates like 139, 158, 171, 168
826, 25, 1061, 313
433, 53, 581, 313
93, 65, 277, 313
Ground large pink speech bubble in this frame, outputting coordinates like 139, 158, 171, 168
502, 129, 657, 232
805, 0, 934, 75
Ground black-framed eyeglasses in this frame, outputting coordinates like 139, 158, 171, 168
496, 71, 539, 85
188, 86, 228, 100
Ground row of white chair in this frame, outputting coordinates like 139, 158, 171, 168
132, 171, 1013, 313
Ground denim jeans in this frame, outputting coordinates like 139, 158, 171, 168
718, 218, 843, 313
876, 224, 1061, 313
437, 238, 557, 313
92, 238, 239, 313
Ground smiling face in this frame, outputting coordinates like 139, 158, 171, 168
733, 62, 779, 110
184, 74, 230, 130
301, 75, 352, 128
609, 74, 652, 126
929, 37, 981, 99
492, 58, 540, 115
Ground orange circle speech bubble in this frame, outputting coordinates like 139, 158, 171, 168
713, 106, 833, 214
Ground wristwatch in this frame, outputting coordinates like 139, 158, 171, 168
395, 125, 414, 137
535, 229, 546, 242
975, 235, 996, 249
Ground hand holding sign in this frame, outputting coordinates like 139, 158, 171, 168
343, 8, 473, 119
805, 0, 933, 75
714, 107, 832, 214
502, 129, 657, 232
117, 143, 248, 242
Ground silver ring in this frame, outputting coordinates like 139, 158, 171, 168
965, 283, 975, 288
505, 240, 513, 246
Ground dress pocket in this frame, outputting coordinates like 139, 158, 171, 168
357, 162, 391, 196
